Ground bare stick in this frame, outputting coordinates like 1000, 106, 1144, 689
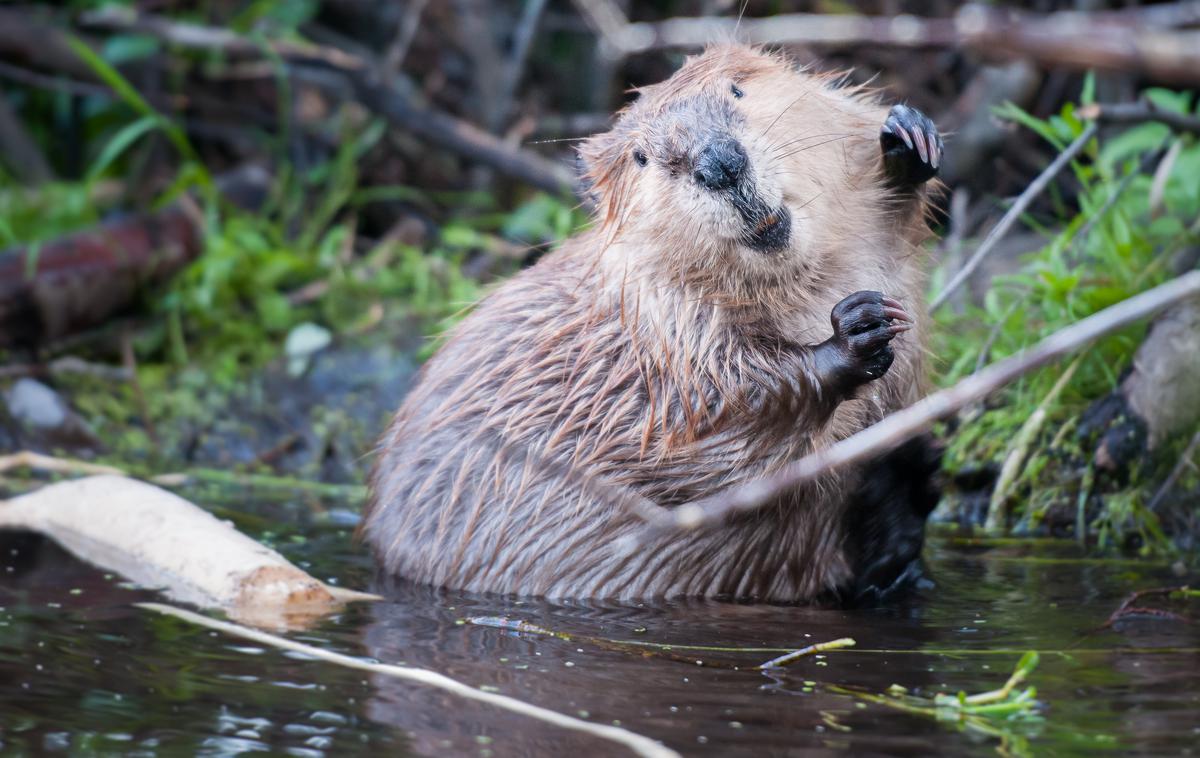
593, 4, 1200, 84
1147, 430, 1200, 512
67, 8, 577, 196
758, 638, 857, 669
382, 0, 430, 75
635, 271, 1200, 537
491, 0, 550, 130
138, 603, 679, 758
930, 123, 1097, 312
0, 451, 125, 477
79, 7, 364, 70
984, 356, 1080, 531
1079, 101, 1200, 136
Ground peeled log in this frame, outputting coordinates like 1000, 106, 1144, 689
0, 475, 376, 628
1122, 295, 1200, 448
0, 207, 202, 347
1087, 294, 1200, 470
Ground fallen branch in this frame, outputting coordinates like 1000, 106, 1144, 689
576, 2, 1200, 85
79, 7, 364, 71
0, 167, 268, 348
346, 70, 576, 196
0, 450, 123, 477
139, 603, 679, 758
634, 270, 1200, 538
930, 123, 1097, 312
0, 475, 378, 629
70, 8, 577, 196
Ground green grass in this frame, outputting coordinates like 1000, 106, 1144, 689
933, 82, 1200, 550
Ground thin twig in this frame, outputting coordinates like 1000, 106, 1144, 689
1079, 101, 1200, 136
0, 59, 110, 98
1147, 430, 1200, 512
490, 0, 550, 131
0, 451, 125, 477
79, 7, 364, 71
632, 271, 1200, 538
984, 356, 1080, 531
138, 603, 680, 758
69, 9, 577, 195
972, 139, 1166, 373
120, 330, 157, 444
382, 0, 430, 75
758, 638, 857, 669
931, 123, 1097, 312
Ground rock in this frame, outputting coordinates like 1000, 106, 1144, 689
4, 378, 68, 429
2, 377, 98, 450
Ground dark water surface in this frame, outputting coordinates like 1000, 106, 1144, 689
1, 514, 1197, 756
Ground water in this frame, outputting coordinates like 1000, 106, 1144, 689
1, 518, 1197, 756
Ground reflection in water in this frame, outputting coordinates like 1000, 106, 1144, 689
1, 529, 1197, 756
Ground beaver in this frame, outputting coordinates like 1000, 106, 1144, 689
365, 45, 943, 602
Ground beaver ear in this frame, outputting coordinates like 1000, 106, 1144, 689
574, 151, 598, 207
576, 133, 617, 208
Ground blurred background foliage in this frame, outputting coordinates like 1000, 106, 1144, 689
0, 0, 1197, 554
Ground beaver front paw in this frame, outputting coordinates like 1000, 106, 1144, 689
823, 290, 912, 388
880, 104, 942, 186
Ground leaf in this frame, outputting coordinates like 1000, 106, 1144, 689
66, 34, 208, 191
1080, 71, 1096, 106
1143, 88, 1192, 114
993, 101, 1063, 149
101, 34, 160, 65
85, 115, 159, 183
1014, 650, 1040, 678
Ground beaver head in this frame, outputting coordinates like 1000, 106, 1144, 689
578, 45, 888, 298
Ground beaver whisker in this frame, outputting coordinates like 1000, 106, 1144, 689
760, 92, 808, 139
766, 131, 854, 155
774, 135, 854, 161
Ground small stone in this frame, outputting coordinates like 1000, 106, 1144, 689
5, 378, 67, 428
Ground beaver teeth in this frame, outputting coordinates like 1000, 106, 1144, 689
755, 214, 778, 234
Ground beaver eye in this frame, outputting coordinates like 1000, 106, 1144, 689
633, 149, 648, 167
731, 84, 744, 99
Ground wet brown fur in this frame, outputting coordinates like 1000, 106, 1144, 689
365, 45, 937, 601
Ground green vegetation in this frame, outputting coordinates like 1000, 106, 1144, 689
1, 38, 583, 481
831, 652, 1047, 755
933, 80, 1200, 551
1, 25, 1196, 549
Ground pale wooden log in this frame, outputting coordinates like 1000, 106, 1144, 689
0, 475, 377, 628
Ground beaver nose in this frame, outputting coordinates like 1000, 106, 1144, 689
693, 139, 747, 191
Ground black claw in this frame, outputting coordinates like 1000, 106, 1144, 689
881, 103, 941, 187
825, 290, 912, 389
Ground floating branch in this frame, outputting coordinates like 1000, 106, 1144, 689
635, 271, 1200, 537
140, 603, 679, 758
758, 638, 857, 669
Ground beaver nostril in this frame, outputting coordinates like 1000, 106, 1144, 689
694, 138, 747, 191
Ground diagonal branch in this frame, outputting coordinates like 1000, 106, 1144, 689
930, 123, 1098, 312
633, 270, 1200, 539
